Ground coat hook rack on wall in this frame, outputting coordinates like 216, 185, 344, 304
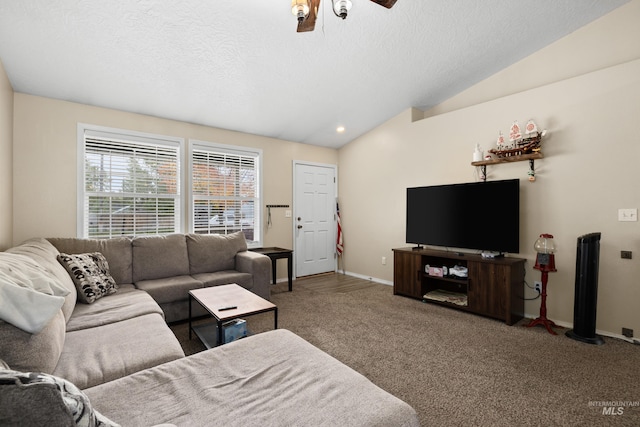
266, 204, 291, 227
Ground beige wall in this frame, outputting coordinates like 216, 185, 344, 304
338, 2, 640, 338
12, 95, 337, 252
425, 0, 640, 117
0, 60, 13, 250
8, 1, 640, 336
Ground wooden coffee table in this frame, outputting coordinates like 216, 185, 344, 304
188, 284, 277, 348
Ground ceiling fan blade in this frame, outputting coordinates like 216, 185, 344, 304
369, 0, 397, 8
297, 0, 320, 32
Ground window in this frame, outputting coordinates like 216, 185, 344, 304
189, 140, 262, 246
78, 125, 182, 238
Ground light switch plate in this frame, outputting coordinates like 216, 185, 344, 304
618, 208, 638, 222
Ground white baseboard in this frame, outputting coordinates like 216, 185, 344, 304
338, 270, 393, 287
522, 314, 637, 343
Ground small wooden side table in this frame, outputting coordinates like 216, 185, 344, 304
251, 247, 293, 292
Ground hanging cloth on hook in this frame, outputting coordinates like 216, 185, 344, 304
265, 205, 289, 228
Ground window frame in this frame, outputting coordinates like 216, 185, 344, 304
188, 139, 263, 248
77, 123, 185, 238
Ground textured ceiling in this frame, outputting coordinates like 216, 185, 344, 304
0, 0, 629, 148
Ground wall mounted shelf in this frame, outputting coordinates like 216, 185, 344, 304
471, 151, 543, 167
472, 152, 543, 181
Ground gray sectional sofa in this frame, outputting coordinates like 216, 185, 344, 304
1, 232, 268, 389
48, 231, 272, 323
0, 234, 420, 426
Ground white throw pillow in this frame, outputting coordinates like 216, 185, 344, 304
0, 253, 69, 333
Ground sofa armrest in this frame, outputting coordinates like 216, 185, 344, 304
235, 251, 271, 300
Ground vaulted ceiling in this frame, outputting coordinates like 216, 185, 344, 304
0, 1, 629, 148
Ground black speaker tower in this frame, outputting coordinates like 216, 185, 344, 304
566, 232, 604, 345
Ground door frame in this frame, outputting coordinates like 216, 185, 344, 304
292, 160, 338, 278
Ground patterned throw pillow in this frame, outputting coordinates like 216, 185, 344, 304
0, 368, 120, 427
57, 253, 118, 304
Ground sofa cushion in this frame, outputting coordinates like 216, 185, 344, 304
0, 368, 120, 427
66, 288, 164, 332
58, 253, 118, 304
7, 238, 78, 322
83, 330, 420, 427
186, 232, 247, 274
135, 275, 203, 305
0, 311, 66, 374
53, 313, 185, 390
192, 271, 252, 290
132, 234, 190, 282
48, 237, 133, 285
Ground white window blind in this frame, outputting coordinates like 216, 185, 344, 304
190, 142, 261, 246
80, 127, 181, 238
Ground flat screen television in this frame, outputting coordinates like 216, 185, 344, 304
406, 179, 520, 254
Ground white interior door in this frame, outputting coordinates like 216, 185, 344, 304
294, 162, 337, 277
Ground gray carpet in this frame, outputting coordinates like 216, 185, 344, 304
171, 278, 640, 426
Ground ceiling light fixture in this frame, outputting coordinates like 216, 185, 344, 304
291, 0, 310, 23
332, 0, 353, 19
293, 0, 397, 33
336, 126, 346, 133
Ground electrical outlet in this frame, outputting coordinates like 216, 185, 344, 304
622, 328, 634, 338
381, 256, 387, 265
534, 281, 542, 293
618, 208, 638, 222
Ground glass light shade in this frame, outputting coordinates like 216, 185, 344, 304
291, 0, 310, 19
534, 233, 556, 254
333, 0, 353, 16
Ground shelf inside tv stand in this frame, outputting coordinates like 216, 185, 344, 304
423, 289, 468, 307
392, 247, 525, 325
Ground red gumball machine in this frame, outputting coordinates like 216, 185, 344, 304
526, 233, 558, 335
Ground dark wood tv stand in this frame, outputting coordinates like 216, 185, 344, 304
393, 247, 525, 325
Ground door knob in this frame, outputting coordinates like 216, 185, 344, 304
297, 217, 301, 221
297, 225, 303, 229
